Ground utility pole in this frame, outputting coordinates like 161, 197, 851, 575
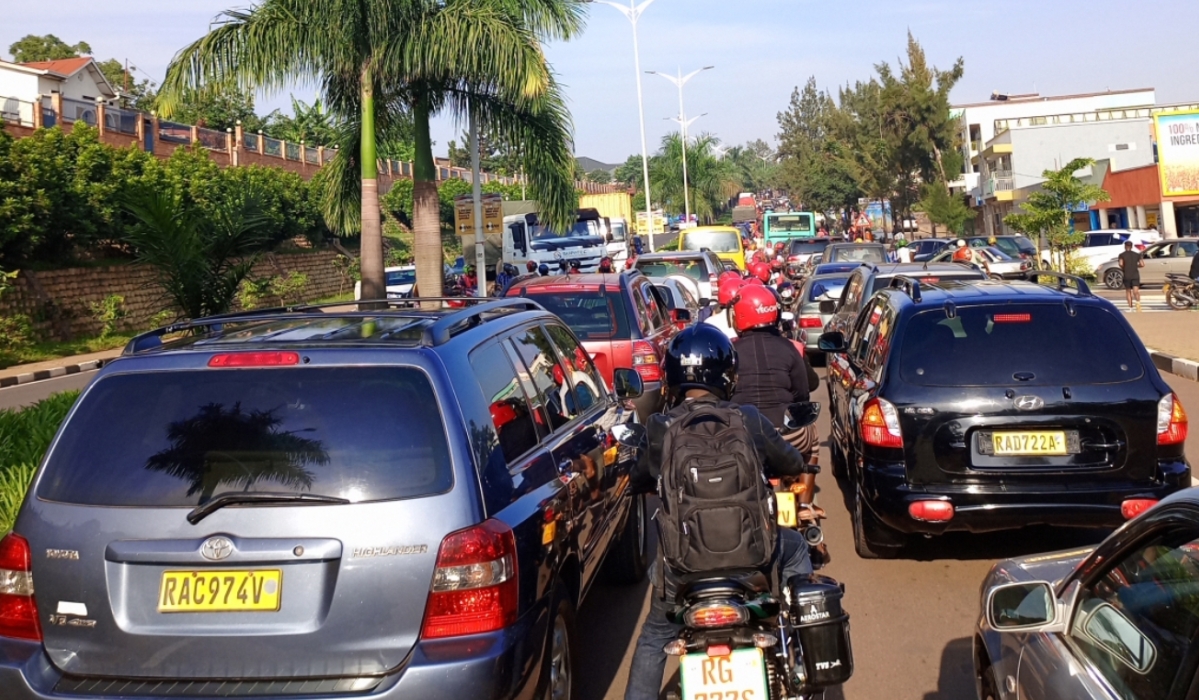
470, 107, 487, 298
649, 66, 714, 226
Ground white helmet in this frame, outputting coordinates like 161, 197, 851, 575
955, 239, 967, 247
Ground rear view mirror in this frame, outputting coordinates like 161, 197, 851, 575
986, 581, 1060, 632
783, 402, 821, 431
817, 331, 847, 353
818, 300, 837, 315
613, 368, 644, 400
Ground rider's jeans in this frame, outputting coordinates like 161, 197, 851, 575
623, 528, 812, 700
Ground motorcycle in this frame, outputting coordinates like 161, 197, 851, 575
618, 403, 853, 700
1165, 273, 1198, 310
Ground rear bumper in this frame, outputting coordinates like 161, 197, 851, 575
861, 459, 1192, 535
0, 609, 548, 700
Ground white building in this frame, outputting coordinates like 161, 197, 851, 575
0, 57, 117, 126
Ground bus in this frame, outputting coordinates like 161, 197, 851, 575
763, 211, 816, 244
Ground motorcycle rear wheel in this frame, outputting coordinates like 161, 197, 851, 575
1167, 287, 1194, 310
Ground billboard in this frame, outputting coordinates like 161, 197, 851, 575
1155, 109, 1199, 196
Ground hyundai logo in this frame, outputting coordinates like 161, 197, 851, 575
200, 536, 235, 561
1014, 395, 1044, 411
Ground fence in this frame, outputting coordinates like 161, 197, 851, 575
103, 106, 140, 135
60, 97, 97, 126
0, 97, 35, 127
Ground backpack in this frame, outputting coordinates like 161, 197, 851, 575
656, 402, 777, 574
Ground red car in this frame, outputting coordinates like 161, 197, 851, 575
507, 271, 679, 420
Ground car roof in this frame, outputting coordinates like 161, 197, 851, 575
867, 262, 979, 275
885, 278, 1096, 307
508, 272, 634, 290
683, 226, 740, 234
635, 251, 711, 261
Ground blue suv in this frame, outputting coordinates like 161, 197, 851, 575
0, 299, 648, 699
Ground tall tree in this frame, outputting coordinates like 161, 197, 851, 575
262, 97, 339, 148
1005, 158, 1110, 271
650, 132, 738, 222
8, 34, 91, 63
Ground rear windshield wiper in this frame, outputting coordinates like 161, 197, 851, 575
187, 492, 351, 525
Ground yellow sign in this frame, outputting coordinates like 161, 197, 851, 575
992, 431, 1068, 456
158, 569, 282, 613
454, 193, 505, 237
1155, 109, 1199, 196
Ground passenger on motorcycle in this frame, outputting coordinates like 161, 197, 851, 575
749, 261, 773, 284
624, 325, 817, 700
704, 274, 743, 340
770, 258, 787, 285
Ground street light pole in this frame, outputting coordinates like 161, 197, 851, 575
592, 0, 658, 252
648, 66, 713, 226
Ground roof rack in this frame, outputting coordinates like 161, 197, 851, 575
1027, 271, 1093, 297
124, 298, 546, 354
888, 275, 924, 303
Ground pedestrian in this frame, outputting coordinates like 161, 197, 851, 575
1118, 240, 1144, 312
1191, 244, 1199, 282
895, 239, 913, 264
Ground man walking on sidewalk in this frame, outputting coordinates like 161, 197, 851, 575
1118, 240, 1145, 312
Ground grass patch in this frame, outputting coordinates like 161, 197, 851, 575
305, 292, 355, 305
0, 334, 131, 370
0, 391, 80, 533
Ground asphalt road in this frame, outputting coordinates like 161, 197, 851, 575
0, 373, 94, 411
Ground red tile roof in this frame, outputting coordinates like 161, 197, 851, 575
19, 57, 93, 76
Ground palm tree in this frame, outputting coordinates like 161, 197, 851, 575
159, 0, 585, 301
650, 133, 739, 223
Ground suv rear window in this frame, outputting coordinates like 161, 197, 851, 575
789, 240, 831, 256
898, 305, 1144, 386
636, 258, 707, 282
37, 367, 453, 507
830, 246, 885, 263
519, 290, 632, 340
682, 230, 740, 253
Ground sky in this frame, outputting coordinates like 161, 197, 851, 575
4, 0, 1197, 164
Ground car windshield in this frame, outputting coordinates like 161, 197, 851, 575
768, 214, 813, 233
899, 305, 1144, 386
830, 245, 885, 263
385, 269, 417, 286
37, 368, 454, 507
531, 218, 601, 241
636, 259, 705, 281
789, 239, 832, 256
519, 290, 632, 340
808, 277, 849, 302
611, 221, 628, 241
682, 230, 740, 253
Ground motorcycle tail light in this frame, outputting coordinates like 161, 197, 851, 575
706, 644, 732, 658
684, 601, 750, 629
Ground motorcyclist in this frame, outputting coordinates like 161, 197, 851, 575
769, 257, 787, 285
538, 263, 551, 276
492, 262, 519, 297
749, 261, 772, 284
704, 274, 742, 340
598, 256, 615, 273
624, 324, 817, 700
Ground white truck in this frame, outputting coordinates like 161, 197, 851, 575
495, 203, 607, 272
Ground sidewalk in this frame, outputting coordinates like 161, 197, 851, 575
0, 348, 122, 388
1124, 313, 1199, 382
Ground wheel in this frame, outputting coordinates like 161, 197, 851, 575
829, 439, 847, 480
1167, 287, 1194, 310
1103, 269, 1123, 290
604, 493, 648, 584
851, 487, 903, 559
988, 274, 1004, 281
540, 594, 576, 700
977, 662, 1001, 700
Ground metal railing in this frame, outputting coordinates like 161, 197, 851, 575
195, 126, 226, 151
243, 132, 259, 151
305, 145, 319, 164
60, 98, 97, 126
262, 135, 283, 157
158, 120, 192, 144
285, 142, 300, 161
103, 106, 139, 135
0, 97, 35, 127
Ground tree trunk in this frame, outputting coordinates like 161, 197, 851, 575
412, 93, 443, 305
359, 70, 384, 301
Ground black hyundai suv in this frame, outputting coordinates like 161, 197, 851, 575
820, 274, 1190, 558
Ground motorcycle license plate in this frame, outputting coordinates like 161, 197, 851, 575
992, 431, 1068, 456
680, 648, 768, 700
776, 491, 798, 528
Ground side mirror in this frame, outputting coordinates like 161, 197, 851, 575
817, 331, 847, 353
986, 581, 1062, 633
671, 308, 692, 323
783, 402, 821, 431
818, 300, 837, 315
613, 368, 644, 400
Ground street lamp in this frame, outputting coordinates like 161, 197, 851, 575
665, 113, 706, 224
590, 0, 658, 251
648, 66, 713, 224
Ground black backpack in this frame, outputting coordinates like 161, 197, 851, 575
656, 402, 777, 574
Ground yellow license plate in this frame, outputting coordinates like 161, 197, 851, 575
992, 431, 1068, 456
158, 569, 282, 613
776, 491, 797, 528
680, 648, 768, 700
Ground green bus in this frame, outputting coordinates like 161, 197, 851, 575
763, 212, 816, 244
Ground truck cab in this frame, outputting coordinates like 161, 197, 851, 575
502, 208, 607, 272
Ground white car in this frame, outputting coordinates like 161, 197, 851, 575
931, 246, 1031, 279
1041, 229, 1160, 272
354, 265, 416, 300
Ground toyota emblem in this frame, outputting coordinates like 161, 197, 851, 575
200, 536, 234, 561
1014, 395, 1044, 412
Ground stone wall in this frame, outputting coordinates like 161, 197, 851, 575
0, 250, 353, 340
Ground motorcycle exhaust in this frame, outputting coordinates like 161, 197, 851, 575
802, 525, 823, 547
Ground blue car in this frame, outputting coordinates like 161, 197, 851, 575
0, 300, 648, 699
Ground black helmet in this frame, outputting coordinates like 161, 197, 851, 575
663, 324, 738, 400
538, 263, 550, 276
503, 263, 518, 276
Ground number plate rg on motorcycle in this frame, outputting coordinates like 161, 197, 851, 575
680, 647, 768, 700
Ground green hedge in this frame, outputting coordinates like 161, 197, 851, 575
0, 391, 79, 532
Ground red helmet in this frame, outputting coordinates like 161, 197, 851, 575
489, 400, 519, 429
749, 261, 772, 283
774, 242, 785, 253
751, 250, 768, 264
732, 284, 781, 333
717, 276, 744, 306
719, 271, 742, 287
771, 258, 784, 270
745, 276, 765, 286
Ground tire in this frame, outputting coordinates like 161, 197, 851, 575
540, 594, 577, 700
1167, 287, 1194, 311
604, 493, 649, 584
988, 274, 1004, 281
977, 662, 1001, 700
1103, 269, 1123, 290
851, 487, 903, 559
829, 439, 847, 480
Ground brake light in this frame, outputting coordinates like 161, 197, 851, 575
683, 601, 750, 629
208, 351, 300, 367
1157, 394, 1188, 446
992, 314, 1031, 323
0, 533, 40, 641
421, 520, 518, 639
799, 316, 824, 329
909, 500, 954, 522
707, 644, 732, 658
632, 340, 662, 382
1121, 499, 1158, 520
861, 398, 903, 449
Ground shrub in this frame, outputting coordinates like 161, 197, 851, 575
89, 294, 126, 339
0, 390, 80, 533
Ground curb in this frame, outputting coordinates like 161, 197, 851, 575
0, 360, 105, 389
1148, 349, 1199, 383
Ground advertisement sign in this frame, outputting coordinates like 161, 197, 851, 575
453, 193, 504, 237
1155, 110, 1199, 196
635, 210, 666, 235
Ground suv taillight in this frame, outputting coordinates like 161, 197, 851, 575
633, 340, 662, 381
861, 398, 903, 449
421, 520, 517, 639
0, 533, 40, 641
1158, 394, 1188, 446
799, 316, 823, 329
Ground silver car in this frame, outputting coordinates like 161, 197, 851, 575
930, 246, 1031, 279
796, 273, 851, 362
1096, 237, 1199, 289
975, 489, 1199, 700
